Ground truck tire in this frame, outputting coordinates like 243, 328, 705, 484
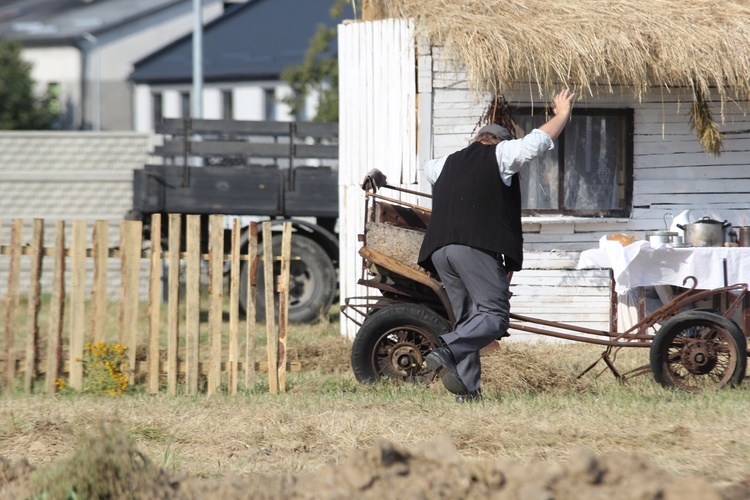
240, 234, 337, 324
351, 303, 448, 384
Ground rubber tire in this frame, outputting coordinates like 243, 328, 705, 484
240, 234, 337, 324
649, 310, 747, 390
351, 303, 449, 384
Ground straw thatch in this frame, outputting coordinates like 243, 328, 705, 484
383, 0, 750, 155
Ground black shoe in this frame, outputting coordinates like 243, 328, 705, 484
455, 389, 482, 403
425, 347, 469, 395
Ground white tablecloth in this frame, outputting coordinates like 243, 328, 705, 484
577, 238, 750, 294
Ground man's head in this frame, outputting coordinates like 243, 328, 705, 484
473, 124, 512, 145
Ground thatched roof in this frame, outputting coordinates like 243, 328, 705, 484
383, 0, 750, 154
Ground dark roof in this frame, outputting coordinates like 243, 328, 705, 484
131, 0, 349, 84
0, 0, 185, 46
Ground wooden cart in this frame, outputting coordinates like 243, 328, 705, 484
342, 181, 749, 392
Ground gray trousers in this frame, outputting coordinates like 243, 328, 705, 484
431, 244, 511, 392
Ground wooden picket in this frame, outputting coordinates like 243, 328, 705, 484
0, 216, 297, 395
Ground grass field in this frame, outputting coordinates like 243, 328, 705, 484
2, 313, 750, 494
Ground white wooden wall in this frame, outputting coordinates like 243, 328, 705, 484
338, 19, 418, 337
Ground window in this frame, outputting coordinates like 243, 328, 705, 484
180, 91, 191, 118
514, 108, 633, 217
222, 89, 233, 120
152, 92, 163, 124
47, 82, 61, 115
294, 91, 307, 122
264, 88, 276, 120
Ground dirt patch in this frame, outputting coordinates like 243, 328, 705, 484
4, 427, 749, 500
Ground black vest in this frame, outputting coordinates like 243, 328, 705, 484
418, 141, 524, 272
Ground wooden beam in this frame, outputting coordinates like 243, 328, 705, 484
23, 219, 43, 393
263, 221, 278, 395
45, 221, 65, 394
167, 214, 182, 396
207, 215, 224, 395
148, 214, 162, 394
185, 215, 201, 395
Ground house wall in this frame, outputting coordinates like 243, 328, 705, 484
24, 47, 82, 129
421, 45, 750, 338
133, 81, 317, 132
425, 46, 750, 245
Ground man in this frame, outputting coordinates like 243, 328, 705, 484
418, 89, 575, 402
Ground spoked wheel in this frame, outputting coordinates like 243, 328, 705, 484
649, 311, 747, 391
351, 303, 449, 384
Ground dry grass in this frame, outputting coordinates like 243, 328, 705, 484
386, 0, 750, 102
2, 338, 750, 488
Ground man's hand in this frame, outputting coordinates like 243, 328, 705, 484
552, 89, 575, 118
539, 89, 576, 140
361, 168, 387, 191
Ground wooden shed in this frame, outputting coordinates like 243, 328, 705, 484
337, 1, 750, 338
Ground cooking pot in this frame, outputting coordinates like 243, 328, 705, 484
677, 217, 730, 247
646, 231, 679, 245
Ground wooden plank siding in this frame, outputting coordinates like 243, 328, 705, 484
338, 21, 750, 339
338, 19, 418, 337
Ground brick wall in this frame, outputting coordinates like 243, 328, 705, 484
0, 131, 154, 221
0, 132, 156, 299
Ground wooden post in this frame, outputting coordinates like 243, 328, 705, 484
23, 219, 44, 392
89, 220, 109, 343
228, 218, 241, 395
262, 221, 278, 394
119, 220, 142, 386
207, 215, 224, 395
185, 215, 201, 395
69, 220, 87, 391
167, 214, 181, 395
4, 219, 22, 392
277, 222, 292, 393
148, 214, 162, 394
45, 221, 65, 393
245, 222, 258, 389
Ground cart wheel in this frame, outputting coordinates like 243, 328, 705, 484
351, 303, 448, 384
649, 311, 747, 391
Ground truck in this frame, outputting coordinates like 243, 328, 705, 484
129, 118, 340, 323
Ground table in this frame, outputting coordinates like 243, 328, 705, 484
578, 239, 750, 294
578, 238, 750, 333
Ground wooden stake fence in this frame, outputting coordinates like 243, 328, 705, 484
0, 216, 297, 395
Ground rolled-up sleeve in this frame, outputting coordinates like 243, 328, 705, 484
496, 129, 555, 185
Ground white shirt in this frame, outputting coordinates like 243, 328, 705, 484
424, 128, 555, 186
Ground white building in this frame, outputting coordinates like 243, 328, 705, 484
130, 0, 349, 131
0, 0, 226, 131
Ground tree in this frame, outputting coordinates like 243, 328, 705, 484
281, 1, 386, 122
0, 40, 55, 130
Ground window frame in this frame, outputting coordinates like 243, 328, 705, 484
514, 107, 634, 218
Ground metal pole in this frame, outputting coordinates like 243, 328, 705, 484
192, 0, 203, 119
